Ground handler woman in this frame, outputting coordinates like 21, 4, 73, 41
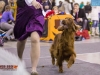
14, 0, 45, 75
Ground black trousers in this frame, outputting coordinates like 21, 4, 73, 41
74, 19, 90, 31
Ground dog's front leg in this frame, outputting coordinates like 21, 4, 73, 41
59, 65, 63, 73
57, 57, 63, 73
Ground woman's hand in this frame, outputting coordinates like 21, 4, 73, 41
32, 0, 43, 9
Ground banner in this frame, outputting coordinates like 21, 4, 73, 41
91, 0, 100, 6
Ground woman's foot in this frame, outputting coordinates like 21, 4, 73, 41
31, 72, 38, 75
10, 36, 17, 41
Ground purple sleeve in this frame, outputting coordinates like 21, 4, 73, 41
9, 11, 14, 21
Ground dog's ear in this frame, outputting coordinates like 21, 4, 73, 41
62, 19, 66, 25
68, 18, 73, 24
75, 24, 81, 30
72, 24, 81, 32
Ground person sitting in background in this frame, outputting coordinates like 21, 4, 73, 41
0, 1, 5, 14
0, 5, 15, 41
53, 6, 65, 15
45, 6, 65, 18
52, 6, 59, 14
0, 0, 9, 13
42, 0, 52, 12
71, 3, 90, 30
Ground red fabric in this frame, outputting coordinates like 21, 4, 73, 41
76, 30, 90, 39
76, 30, 82, 36
82, 30, 90, 39
45, 10, 55, 18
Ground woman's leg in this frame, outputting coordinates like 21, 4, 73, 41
95, 21, 99, 35
91, 20, 96, 36
17, 39, 27, 60
30, 31, 40, 73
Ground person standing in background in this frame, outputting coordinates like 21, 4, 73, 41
57, 1, 64, 12
98, 6, 100, 34
50, 0, 56, 9
84, 2, 92, 13
91, 6, 99, 36
79, 1, 84, 9
71, 0, 75, 10
63, 0, 72, 14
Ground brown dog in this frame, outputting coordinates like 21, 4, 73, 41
49, 17, 80, 73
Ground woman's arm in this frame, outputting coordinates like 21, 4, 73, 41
25, 0, 43, 9
8, 11, 14, 21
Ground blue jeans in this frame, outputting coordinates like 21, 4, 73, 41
92, 20, 99, 27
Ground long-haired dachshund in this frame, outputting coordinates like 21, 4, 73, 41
49, 17, 80, 73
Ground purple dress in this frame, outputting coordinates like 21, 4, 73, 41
14, 0, 45, 41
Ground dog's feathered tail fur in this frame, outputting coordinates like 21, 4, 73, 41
0, 48, 30, 75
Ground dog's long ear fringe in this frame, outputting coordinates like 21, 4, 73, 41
75, 24, 81, 30
0, 48, 30, 75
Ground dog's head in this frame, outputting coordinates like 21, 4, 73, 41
58, 17, 81, 32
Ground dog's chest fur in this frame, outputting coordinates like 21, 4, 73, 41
57, 29, 76, 58
60, 29, 75, 47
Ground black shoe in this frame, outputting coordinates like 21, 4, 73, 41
3, 37, 8, 42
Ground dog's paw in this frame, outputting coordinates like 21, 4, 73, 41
67, 64, 72, 68
59, 69, 63, 73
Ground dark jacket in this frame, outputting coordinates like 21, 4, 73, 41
71, 8, 87, 20
51, 1, 56, 9
42, 1, 52, 12
84, 4, 92, 13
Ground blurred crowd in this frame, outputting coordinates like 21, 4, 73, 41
42, 0, 100, 37
0, 0, 100, 44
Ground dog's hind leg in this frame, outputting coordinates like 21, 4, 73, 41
67, 54, 76, 68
